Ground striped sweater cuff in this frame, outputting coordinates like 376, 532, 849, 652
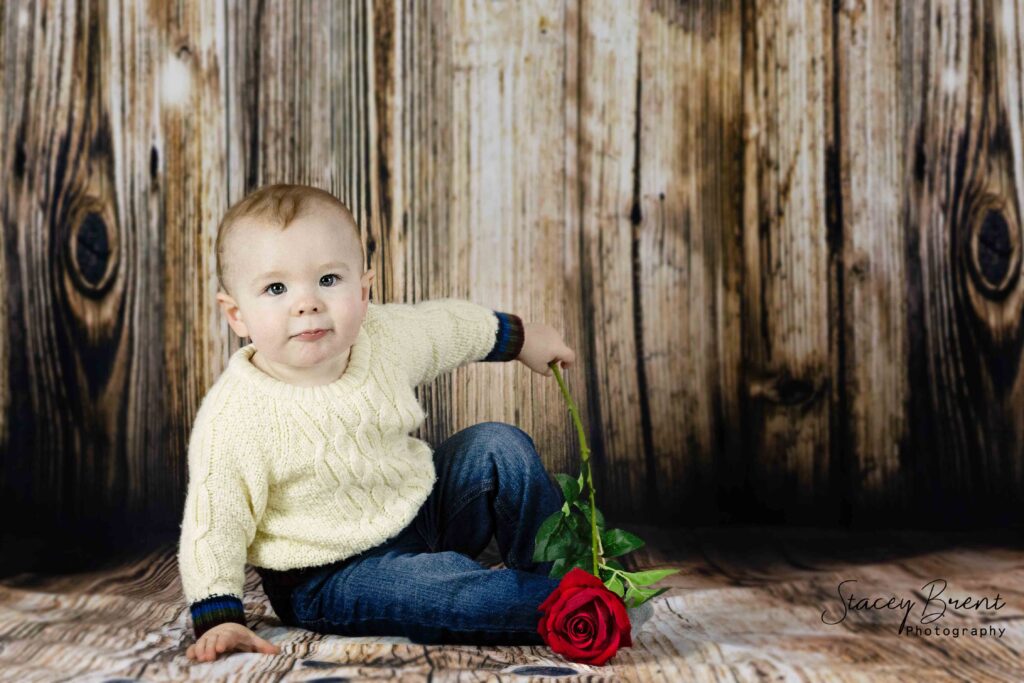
190, 594, 247, 639
483, 311, 525, 362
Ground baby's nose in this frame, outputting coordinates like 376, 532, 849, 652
299, 304, 319, 314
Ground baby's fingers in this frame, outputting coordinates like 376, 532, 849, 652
201, 633, 227, 661
193, 636, 210, 661
203, 634, 221, 660
252, 635, 281, 655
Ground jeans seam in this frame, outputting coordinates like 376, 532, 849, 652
446, 482, 494, 522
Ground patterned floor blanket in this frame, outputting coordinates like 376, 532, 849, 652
0, 525, 1020, 681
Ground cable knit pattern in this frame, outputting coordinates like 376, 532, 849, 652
177, 299, 524, 638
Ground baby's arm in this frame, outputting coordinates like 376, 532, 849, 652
178, 405, 273, 661
375, 298, 525, 386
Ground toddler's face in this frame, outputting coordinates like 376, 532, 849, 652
216, 206, 374, 377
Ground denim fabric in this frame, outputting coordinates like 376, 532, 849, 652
285, 421, 564, 645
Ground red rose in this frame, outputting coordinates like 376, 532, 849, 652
536, 567, 632, 666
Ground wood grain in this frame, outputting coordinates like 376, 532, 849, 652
1, 0, 1023, 575
743, 0, 835, 522
0, 0, 172, 561
831, 0, 911, 525
899, 0, 1024, 525
1, 526, 1021, 681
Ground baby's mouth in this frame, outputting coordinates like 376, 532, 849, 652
293, 329, 331, 340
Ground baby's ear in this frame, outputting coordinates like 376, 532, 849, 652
216, 291, 249, 338
361, 269, 375, 299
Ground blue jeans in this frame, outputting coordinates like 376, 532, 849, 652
285, 422, 564, 645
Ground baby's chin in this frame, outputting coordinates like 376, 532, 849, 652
287, 334, 351, 362
252, 335, 346, 363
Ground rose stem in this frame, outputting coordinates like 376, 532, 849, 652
550, 361, 600, 576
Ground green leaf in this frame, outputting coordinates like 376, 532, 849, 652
549, 557, 567, 578
624, 585, 669, 609
623, 585, 639, 608
550, 552, 593, 579
605, 575, 625, 597
536, 510, 562, 539
554, 473, 580, 506
533, 515, 581, 562
606, 558, 627, 571
564, 508, 593, 548
600, 528, 645, 558
618, 567, 680, 586
573, 499, 606, 530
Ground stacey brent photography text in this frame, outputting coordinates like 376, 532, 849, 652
821, 579, 1007, 638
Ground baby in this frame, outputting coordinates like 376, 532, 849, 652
180, 184, 576, 662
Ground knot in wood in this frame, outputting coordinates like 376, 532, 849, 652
967, 199, 1020, 300
67, 199, 118, 297
748, 370, 825, 408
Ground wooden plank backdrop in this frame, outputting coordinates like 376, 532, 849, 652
1, 0, 1022, 572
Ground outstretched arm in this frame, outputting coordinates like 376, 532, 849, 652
374, 298, 524, 386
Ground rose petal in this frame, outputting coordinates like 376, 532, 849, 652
536, 569, 633, 666
540, 587, 579, 623
603, 593, 632, 648
553, 597, 598, 637
538, 583, 563, 612
539, 572, 589, 613
590, 632, 621, 666
587, 597, 626, 665
591, 597, 613, 646
545, 587, 585, 630
555, 589, 599, 626
593, 591, 631, 645
560, 567, 604, 590
547, 631, 594, 662
567, 611, 596, 646
588, 604, 621, 665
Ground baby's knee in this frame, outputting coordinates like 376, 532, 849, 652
469, 421, 537, 453
447, 423, 543, 477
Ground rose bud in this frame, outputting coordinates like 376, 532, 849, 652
536, 567, 632, 666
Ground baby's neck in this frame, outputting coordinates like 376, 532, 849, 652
250, 347, 352, 387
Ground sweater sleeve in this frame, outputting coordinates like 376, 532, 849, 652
177, 398, 269, 640
375, 298, 525, 387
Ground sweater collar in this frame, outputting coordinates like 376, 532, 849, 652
228, 323, 372, 401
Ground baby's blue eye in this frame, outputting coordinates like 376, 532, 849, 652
262, 274, 342, 297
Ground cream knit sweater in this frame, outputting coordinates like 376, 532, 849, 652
177, 298, 525, 638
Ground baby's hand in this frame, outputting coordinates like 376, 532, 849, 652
186, 622, 280, 663
517, 322, 576, 376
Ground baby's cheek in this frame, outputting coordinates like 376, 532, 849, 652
246, 323, 284, 353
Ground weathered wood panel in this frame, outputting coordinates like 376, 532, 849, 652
154, 0, 230, 541
1, 0, 1024, 575
900, 0, 1024, 524
386, 1, 579, 475
832, 0, 912, 523
635, 1, 746, 523
743, 0, 835, 522
0, 0, 172, 564
572, 0, 652, 519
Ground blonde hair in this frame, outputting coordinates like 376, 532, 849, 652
215, 184, 363, 294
